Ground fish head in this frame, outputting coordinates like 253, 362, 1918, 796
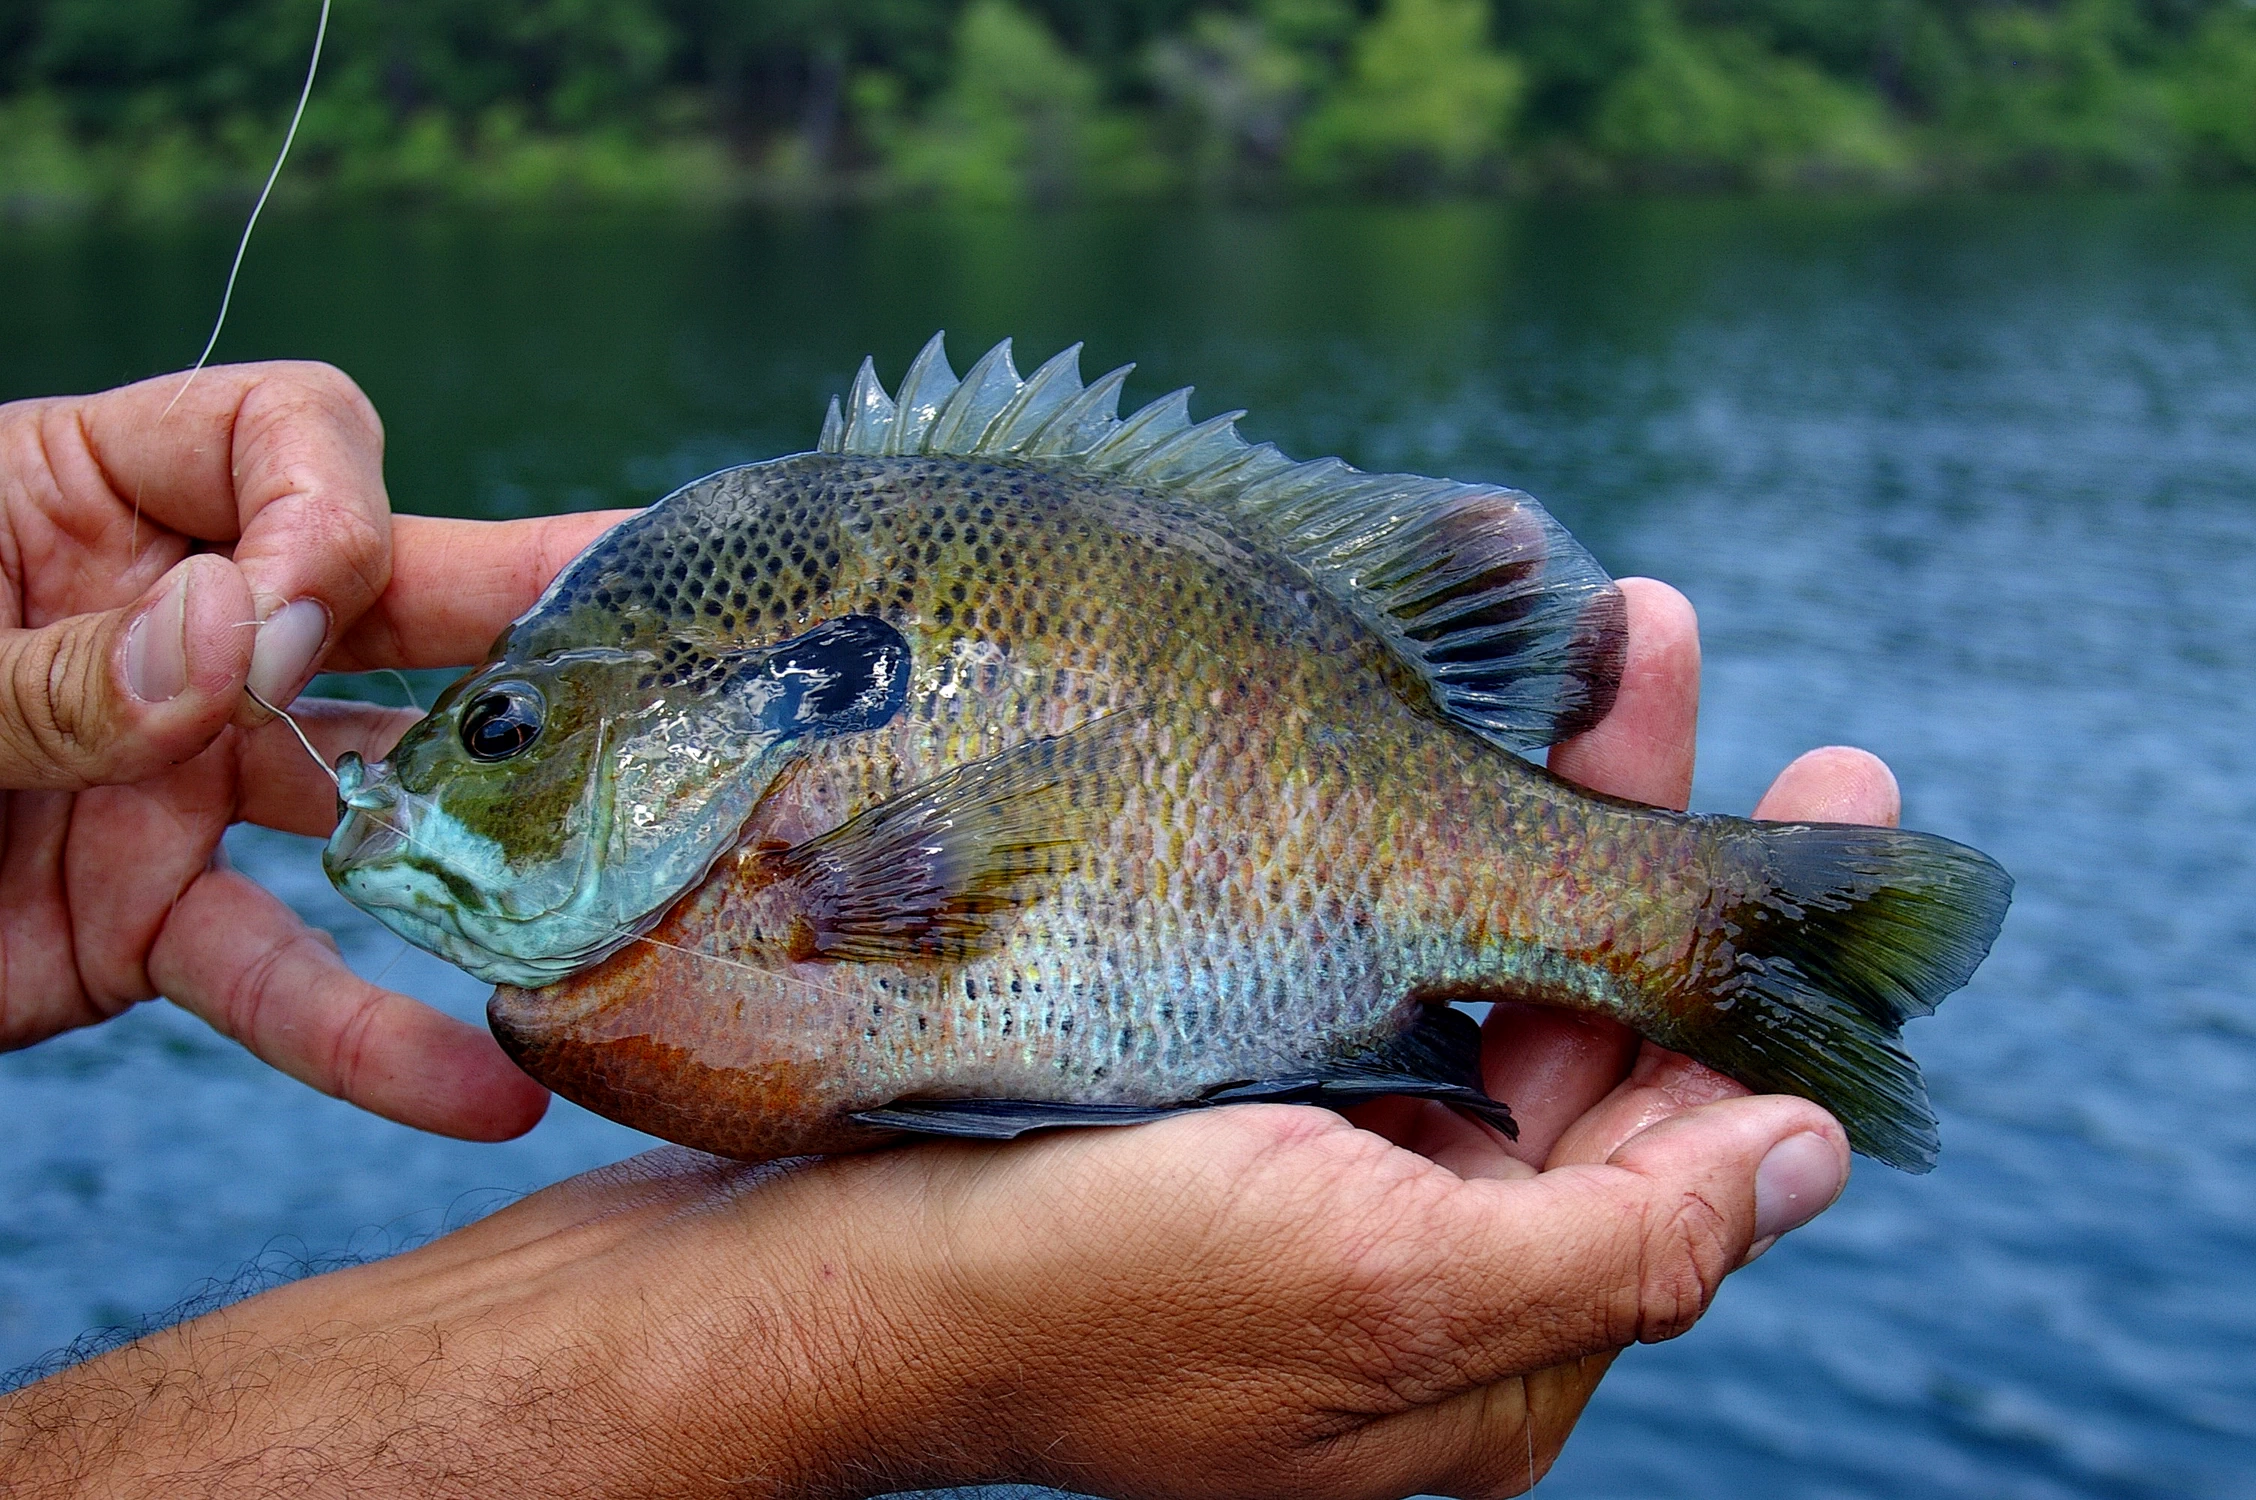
323, 613, 912, 987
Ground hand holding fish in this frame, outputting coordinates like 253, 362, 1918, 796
0, 364, 619, 1139
0, 581, 1868, 1498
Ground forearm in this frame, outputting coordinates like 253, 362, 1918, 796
3, 1307, 676, 1496
4, 1317, 544, 1496
0, 1160, 968, 1499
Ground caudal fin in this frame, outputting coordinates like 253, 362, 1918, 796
1685, 822, 2012, 1173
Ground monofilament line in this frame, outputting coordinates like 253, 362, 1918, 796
160, 0, 332, 423
246, 684, 339, 788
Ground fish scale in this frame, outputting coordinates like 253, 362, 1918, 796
328, 334, 2011, 1171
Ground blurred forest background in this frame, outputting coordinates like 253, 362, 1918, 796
4, 0, 2255, 213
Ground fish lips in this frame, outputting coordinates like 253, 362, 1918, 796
323, 752, 630, 988
325, 813, 610, 989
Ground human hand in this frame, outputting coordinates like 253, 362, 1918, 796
0, 578, 1895, 1499
0, 364, 625, 1139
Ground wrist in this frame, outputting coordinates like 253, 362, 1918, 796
652, 1155, 1012, 1496
386, 1159, 980, 1499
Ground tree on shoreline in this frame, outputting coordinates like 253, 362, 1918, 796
3, 0, 2253, 214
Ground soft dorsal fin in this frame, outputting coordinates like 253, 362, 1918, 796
816, 332, 1626, 753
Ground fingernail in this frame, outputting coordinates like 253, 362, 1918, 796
248, 599, 330, 708
125, 567, 193, 703
1753, 1132, 1845, 1242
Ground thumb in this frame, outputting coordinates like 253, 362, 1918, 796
0, 554, 256, 791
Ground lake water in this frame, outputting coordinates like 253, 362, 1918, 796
2, 196, 2252, 1498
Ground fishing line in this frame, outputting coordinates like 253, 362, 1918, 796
1524, 1372, 1537, 1492
162, 0, 331, 423
365, 937, 412, 989
135, 0, 331, 557
377, 668, 426, 711
245, 683, 339, 787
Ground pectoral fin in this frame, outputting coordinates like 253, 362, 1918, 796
773, 715, 1125, 964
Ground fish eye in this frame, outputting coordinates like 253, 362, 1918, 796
460, 683, 545, 761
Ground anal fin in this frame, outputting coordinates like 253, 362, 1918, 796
1202, 1004, 1518, 1138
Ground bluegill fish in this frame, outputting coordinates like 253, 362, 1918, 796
325, 335, 2010, 1171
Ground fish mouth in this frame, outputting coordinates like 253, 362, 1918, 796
325, 710, 812, 994
323, 748, 633, 989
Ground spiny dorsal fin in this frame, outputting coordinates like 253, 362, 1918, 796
817, 332, 1626, 753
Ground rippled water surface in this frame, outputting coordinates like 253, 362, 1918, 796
2, 196, 2252, 1498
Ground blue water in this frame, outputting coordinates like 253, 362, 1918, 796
1, 197, 2251, 1497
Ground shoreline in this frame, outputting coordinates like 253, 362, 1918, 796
8, 153, 2256, 224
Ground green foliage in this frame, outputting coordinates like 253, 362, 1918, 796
1292, 0, 1524, 191
4, 0, 2256, 212
1590, 4, 1909, 187
2173, 8, 2256, 175
883, 0, 1162, 203
1493, 0, 1662, 138
1147, 10, 1313, 196
1934, 0, 2180, 182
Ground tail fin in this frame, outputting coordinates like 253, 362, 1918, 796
1685, 822, 2012, 1173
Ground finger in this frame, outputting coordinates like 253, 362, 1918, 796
1406, 1094, 1848, 1391
328, 511, 635, 672
1357, 1354, 1615, 1500
146, 865, 549, 1140
0, 791, 96, 1046
235, 698, 422, 837
66, 363, 395, 722
1478, 1003, 1641, 1168
1753, 745, 1901, 826
1547, 577, 1700, 810
1545, 1041, 1750, 1170
1347, 1096, 1535, 1182
1358, 1005, 1640, 1176
0, 554, 254, 791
